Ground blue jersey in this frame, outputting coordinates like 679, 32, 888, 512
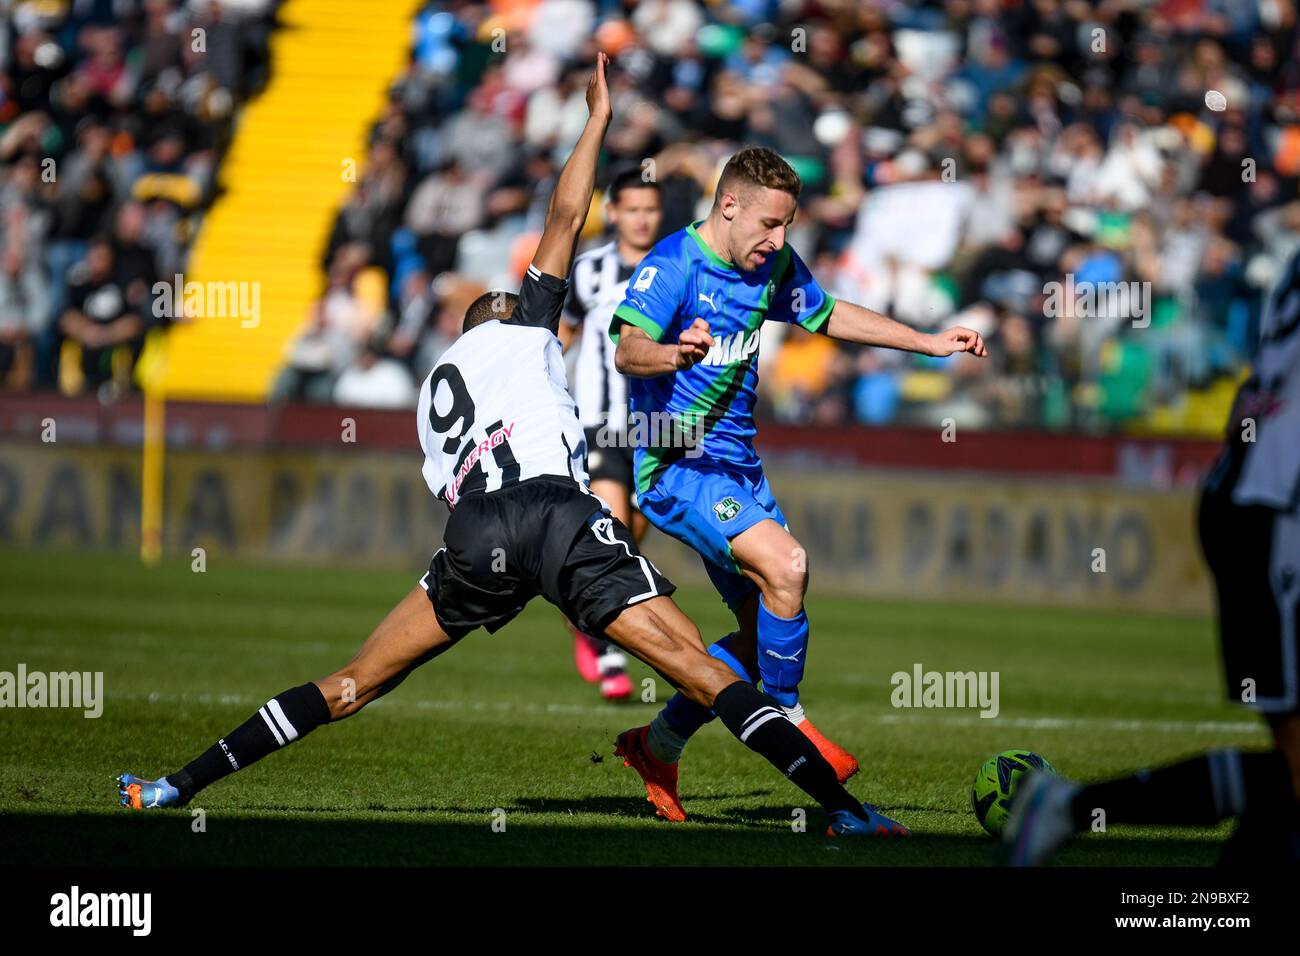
609, 221, 835, 495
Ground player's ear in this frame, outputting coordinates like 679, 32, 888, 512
719, 192, 739, 221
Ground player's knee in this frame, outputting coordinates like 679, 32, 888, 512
758, 545, 808, 613
722, 627, 758, 672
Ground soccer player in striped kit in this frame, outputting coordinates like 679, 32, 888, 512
1005, 248, 1300, 866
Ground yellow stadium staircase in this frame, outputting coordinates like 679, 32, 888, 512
159, 0, 422, 402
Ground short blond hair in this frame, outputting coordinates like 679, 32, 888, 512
714, 147, 802, 205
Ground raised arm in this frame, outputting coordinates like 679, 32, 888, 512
531, 53, 612, 280
614, 318, 714, 377
824, 299, 988, 358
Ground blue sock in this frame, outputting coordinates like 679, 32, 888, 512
756, 595, 809, 708
660, 632, 756, 739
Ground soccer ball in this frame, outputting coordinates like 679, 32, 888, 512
971, 749, 1056, 836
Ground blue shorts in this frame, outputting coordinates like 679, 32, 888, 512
638, 458, 788, 611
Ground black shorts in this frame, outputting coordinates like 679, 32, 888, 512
1199, 484, 1300, 714
583, 425, 635, 492
420, 475, 674, 640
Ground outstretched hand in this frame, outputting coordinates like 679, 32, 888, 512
927, 326, 988, 358
586, 52, 612, 123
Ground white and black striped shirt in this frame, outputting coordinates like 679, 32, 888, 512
417, 265, 589, 509
1217, 249, 1300, 512
562, 241, 639, 429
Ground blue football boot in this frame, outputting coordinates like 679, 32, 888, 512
827, 802, 910, 836
118, 773, 185, 810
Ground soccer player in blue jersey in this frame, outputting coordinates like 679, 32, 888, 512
610, 147, 987, 822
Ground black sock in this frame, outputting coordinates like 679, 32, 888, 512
711, 681, 861, 817
1070, 749, 1295, 830
170, 683, 331, 800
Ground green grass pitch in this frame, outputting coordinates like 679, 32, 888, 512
0, 547, 1266, 866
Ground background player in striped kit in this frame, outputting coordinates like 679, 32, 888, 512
1003, 247, 1300, 867
556, 168, 663, 701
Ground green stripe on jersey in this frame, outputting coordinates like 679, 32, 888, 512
636, 352, 752, 494
611, 303, 665, 343
799, 293, 836, 332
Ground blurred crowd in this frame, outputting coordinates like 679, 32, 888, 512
7, 0, 1299, 435
284, 0, 1299, 432
0, 0, 277, 396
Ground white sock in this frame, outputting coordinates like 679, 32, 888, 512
781, 702, 806, 725
598, 649, 627, 676
646, 713, 687, 764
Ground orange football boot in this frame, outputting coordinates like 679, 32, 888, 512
796, 717, 860, 783
614, 725, 686, 822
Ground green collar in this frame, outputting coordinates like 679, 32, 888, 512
686, 220, 736, 272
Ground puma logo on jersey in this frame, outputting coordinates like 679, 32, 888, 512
697, 291, 718, 312
701, 329, 760, 366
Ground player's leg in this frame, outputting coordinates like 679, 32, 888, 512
1212, 497, 1300, 864
119, 584, 460, 809
565, 427, 636, 698
628, 506, 650, 542
601, 595, 904, 834
1004, 491, 1300, 865
728, 517, 808, 705
565, 474, 641, 700
644, 548, 857, 780
649, 526, 857, 777
637, 463, 859, 780
643, 571, 758, 771
579, 475, 638, 698
634, 463, 857, 785
730, 517, 860, 773
1003, 741, 1298, 868
314, 584, 462, 719
633, 461, 774, 742
552, 505, 900, 832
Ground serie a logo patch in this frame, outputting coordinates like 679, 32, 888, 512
713, 496, 742, 522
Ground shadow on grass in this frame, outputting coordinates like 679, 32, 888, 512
1, 809, 1222, 867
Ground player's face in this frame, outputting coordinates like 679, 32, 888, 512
732, 187, 797, 271
608, 186, 661, 251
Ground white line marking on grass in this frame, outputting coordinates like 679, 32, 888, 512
119, 691, 1265, 735
874, 713, 1264, 735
